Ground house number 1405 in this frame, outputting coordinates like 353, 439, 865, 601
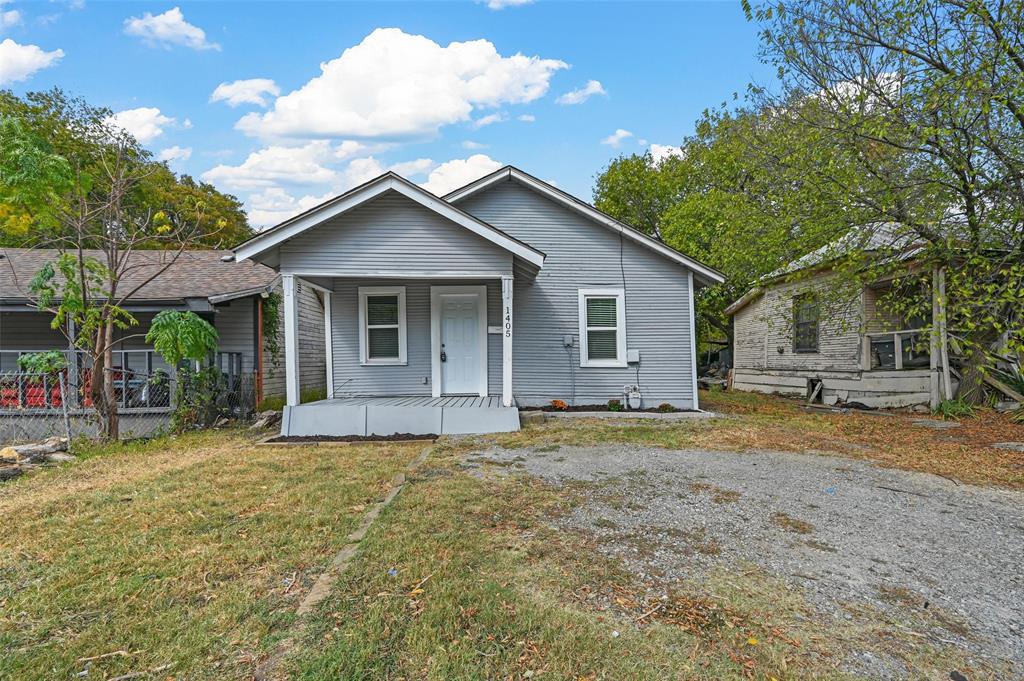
504, 306, 512, 337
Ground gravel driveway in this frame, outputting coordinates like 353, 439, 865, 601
469, 445, 1024, 677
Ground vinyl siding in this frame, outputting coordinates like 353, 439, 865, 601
261, 281, 326, 400
213, 300, 257, 372
279, 190, 513, 276
2, 302, 275, 384
328, 278, 502, 397
457, 179, 696, 408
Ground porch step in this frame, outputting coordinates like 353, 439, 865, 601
282, 399, 520, 437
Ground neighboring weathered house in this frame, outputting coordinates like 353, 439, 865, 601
232, 166, 725, 437
725, 235, 951, 409
0, 248, 326, 439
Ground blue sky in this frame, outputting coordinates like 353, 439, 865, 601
0, 1, 773, 227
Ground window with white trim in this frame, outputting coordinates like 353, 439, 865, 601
578, 288, 626, 367
358, 287, 407, 365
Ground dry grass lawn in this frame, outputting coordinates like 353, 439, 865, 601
1, 392, 1020, 679
479, 389, 1024, 488
0, 430, 421, 680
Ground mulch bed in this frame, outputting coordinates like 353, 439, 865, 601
265, 433, 437, 444
539, 404, 681, 414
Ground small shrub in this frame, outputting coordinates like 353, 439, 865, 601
550, 399, 569, 411
257, 394, 287, 412
1012, 407, 1024, 425
607, 399, 622, 412
936, 398, 976, 420
657, 402, 675, 412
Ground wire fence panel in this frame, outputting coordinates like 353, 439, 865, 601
0, 369, 257, 446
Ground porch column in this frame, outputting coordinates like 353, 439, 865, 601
323, 289, 334, 399
501, 275, 513, 407
282, 273, 301, 407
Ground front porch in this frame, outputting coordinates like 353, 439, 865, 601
282, 394, 520, 437
277, 273, 526, 437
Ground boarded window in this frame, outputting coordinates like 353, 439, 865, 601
793, 293, 819, 352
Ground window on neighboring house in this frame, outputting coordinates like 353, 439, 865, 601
793, 293, 819, 352
578, 288, 626, 367
358, 287, 407, 365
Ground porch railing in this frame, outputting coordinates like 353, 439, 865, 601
0, 349, 246, 412
862, 330, 931, 371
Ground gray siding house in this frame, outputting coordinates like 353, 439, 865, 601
232, 166, 724, 437
0, 249, 326, 439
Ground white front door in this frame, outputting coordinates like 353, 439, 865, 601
440, 293, 482, 395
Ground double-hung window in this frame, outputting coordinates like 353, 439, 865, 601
358, 286, 407, 365
793, 292, 819, 353
578, 288, 626, 367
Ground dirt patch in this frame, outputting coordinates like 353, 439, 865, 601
770, 511, 814, 534
473, 443, 1024, 676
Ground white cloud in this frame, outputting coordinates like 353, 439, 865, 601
556, 79, 606, 105
390, 158, 435, 177
210, 78, 280, 107
473, 112, 506, 128
601, 128, 633, 148
123, 7, 219, 51
462, 140, 487, 150
236, 28, 567, 140
1, 7, 22, 29
420, 154, 502, 196
649, 143, 683, 164
105, 107, 175, 144
201, 141, 340, 191
158, 145, 192, 163
246, 187, 337, 228
485, 0, 535, 9
517, 114, 535, 122
0, 39, 63, 85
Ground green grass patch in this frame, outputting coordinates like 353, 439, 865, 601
0, 431, 421, 680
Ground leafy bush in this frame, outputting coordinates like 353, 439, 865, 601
936, 398, 976, 420
16, 350, 67, 374
657, 402, 676, 413
550, 399, 568, 411
607, 399, 622, 412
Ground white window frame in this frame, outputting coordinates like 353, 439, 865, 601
358, 286, 407, 366
578, 288, 627, 368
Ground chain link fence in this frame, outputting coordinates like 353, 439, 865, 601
0, 368, 257, 446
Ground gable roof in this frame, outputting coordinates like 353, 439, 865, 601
233, 171, 546, 268
724, 223, 926, 316
444, 166, 726, 286
0, 248, 276, 305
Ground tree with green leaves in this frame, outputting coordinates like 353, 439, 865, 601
146, 310, 222, 431
594, 100, 878, 348
0, 104, 228, 439
744, 0, 1024, 403
0, 89, 252, 248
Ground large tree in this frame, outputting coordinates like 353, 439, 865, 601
594, 100, 877, 346
744, 0, 1024, 402
0, 89, 251, 248
1, 102, 227, 439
